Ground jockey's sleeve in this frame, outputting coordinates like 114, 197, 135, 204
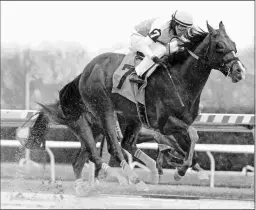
142, 36, 155, 58
145, 35, 155, 45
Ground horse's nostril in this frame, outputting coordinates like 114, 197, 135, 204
234, 67, 242, 73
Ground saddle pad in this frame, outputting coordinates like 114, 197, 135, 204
112, 52, 158, 105
112, 52, 139, 104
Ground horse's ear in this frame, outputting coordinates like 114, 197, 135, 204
219, 21, 226, 34
206, 21, 217, 35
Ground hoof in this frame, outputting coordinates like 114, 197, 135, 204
129, 175, 140, 185
128, 179, 133, 185
148, 171, 159, 185
117, 175, 129, 187
75, 181, 96, 197
197, 171, 209, 180
135, 181, 149, 192
158, 169, 163, 176
106, 167, 129, 186
97, 169, 107, 181
174, 169, 183, 181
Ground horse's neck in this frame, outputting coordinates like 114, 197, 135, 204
179, 37, 212, 98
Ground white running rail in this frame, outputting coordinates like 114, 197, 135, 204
1, 109, 255, 187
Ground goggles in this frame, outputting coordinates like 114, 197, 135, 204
176, 24, 188, 31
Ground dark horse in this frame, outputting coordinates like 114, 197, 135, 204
17, 21, 246, 196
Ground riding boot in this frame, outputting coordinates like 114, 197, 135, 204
129, 72, 144, 84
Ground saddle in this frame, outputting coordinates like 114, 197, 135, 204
112, 51, 159, 127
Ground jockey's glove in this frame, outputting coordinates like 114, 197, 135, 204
151, 56, 167, 69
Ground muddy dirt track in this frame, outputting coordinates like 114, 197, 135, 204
1, 179, 254, 209
1, 162, 254, 209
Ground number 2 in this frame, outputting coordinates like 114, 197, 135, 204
149, 29, 161, 41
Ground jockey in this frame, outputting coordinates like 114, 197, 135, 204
129, 10, 194, 83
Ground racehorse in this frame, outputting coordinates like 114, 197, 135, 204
17, 21, 246, 196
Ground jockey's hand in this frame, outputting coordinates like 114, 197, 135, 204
151, 56, 167, 69
177, 46, 185, 52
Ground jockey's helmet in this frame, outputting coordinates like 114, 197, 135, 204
172, 10, 193, 27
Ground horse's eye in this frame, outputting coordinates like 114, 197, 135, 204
216, 42, 225, 53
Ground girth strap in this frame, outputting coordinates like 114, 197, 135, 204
130, 80, 151, 128
136, 102, 151, 128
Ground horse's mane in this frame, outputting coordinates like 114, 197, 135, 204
167, 27, 208, 65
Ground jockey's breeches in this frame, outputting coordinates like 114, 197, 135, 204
130, 32, 166, 76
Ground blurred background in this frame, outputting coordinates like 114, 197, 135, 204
1, 1, 254, 113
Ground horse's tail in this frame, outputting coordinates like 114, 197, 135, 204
17, 101, 70, 150
37, 101, 69, 126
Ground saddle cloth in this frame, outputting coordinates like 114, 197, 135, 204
112, 52, 158, 105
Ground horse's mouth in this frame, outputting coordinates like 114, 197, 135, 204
230, 61, 246, 83
231, 76, 240, 83
231, 71, 246, 83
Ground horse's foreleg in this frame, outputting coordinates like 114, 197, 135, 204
193, 163, 209, 180
174, 126, 199, 180
135, 129, 162, 182
163, 116, 200, 181
103, 117, 148, 190
191, 152, 209, 180
120, 121, 151, 188
134, 149, 159, 184
156, 149, 164, 175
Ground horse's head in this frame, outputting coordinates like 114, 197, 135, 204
205, 21, 246, 83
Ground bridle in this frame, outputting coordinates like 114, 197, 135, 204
185, 34, 240, 77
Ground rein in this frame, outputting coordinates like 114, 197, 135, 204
163, 65, 185, 107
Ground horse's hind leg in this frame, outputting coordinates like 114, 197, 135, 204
67, 115, 107, 196
83, 91, 148, 191
121, 120, 158, 185
72, 134, 113, 195
72, 147, 90, 180
71, 147, 97, 196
